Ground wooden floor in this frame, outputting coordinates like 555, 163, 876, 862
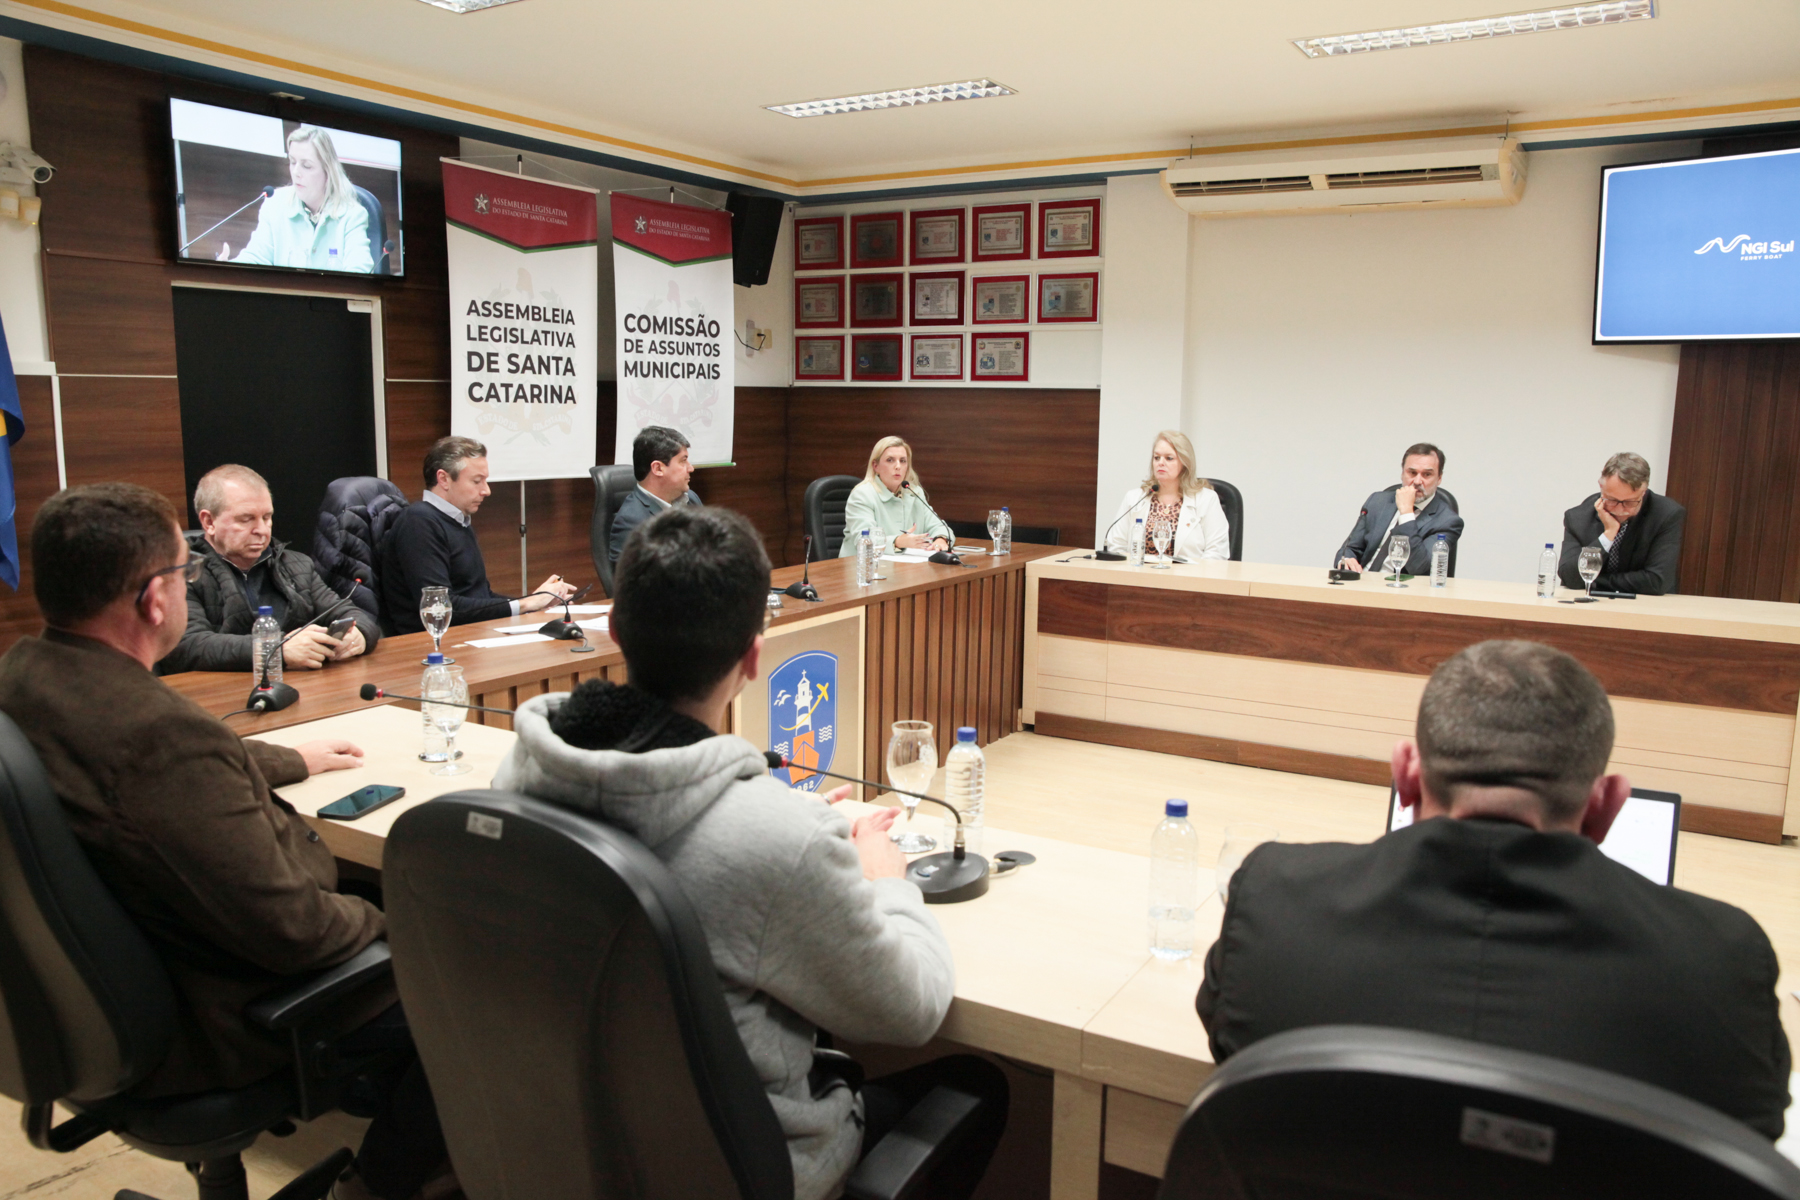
1, 730, 1796, 1198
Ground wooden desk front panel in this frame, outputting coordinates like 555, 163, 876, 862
1030, 576, 1799, 843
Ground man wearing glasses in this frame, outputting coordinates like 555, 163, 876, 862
1557, 453, 1686, 596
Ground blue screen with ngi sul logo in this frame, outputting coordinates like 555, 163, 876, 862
1596, 148, 1800, 341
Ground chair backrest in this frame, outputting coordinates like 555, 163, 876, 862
803, 475, 859, 560
313, 475, 408, 623
1158, 1025, 1800, 1200
351, 185, 392, 275
0, 712, 176, 1107
588, 464, 639, 595
1205, 479, 1244, 562
383, 790, 794, 1200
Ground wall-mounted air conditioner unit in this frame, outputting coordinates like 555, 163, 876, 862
1161, 136, 1525, 218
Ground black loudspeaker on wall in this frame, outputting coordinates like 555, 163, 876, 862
727, 193, 785, 288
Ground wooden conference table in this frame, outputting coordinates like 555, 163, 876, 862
1024, 556, 1800, 844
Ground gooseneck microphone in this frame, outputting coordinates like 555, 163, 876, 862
536, 581, 597, 651
181, 185, 277, 254
360, 683, 518, 717
783, 536, 820, 601
761, 751, 990, 903
899, 481, 964, 566
1093, 492, 1151, 562
246, 579, 364, 713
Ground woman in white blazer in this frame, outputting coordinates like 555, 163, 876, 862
1103, 430, 1230, 561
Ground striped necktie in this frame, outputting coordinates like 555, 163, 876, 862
1608, 519, 1630, 569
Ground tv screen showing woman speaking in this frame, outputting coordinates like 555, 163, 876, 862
171, 98, 404, 277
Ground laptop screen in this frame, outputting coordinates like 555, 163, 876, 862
1386, 786, 1681, 886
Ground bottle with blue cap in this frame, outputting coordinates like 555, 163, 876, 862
1149, 799, 1199, 960
420, 651, 451, 762
944, 726, 985, 853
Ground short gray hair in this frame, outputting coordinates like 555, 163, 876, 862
193, 464, 269, 518
424, 436, 488, 488
1602, 452, 1652, 490
1416, 640, 1614, 823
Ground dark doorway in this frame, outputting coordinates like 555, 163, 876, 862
172, 287, 379, 548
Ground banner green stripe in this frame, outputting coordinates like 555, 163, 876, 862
448, 219, 598, 252
612, 239, 734, 268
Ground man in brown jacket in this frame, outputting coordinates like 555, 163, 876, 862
0, 483, 443, 1200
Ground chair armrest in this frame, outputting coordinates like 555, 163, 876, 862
844, 1085, 983, 1200
245, 942, 392, 1032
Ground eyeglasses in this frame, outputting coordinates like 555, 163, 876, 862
136, 556, 203, 606
1600, 493, 1646, 514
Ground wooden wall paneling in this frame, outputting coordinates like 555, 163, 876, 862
0, 378, 65, 651
690, 386, 790, 562
57, 376, 186, 511
383, 381, 450, 495
384, 286, 453, 381
783, 386, 1101, 563
40, 256, 178, 376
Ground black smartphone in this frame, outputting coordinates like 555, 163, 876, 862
318, 784, 406, 821
326, 615, 357, 641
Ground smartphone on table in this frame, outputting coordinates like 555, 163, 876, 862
318, 784, 405, 821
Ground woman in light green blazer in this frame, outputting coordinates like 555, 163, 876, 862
838, 435, 953, 557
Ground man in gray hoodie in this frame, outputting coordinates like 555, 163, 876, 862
493, 505, 1006, 1200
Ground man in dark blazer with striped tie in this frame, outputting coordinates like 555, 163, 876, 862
1557, 452, 1686, 596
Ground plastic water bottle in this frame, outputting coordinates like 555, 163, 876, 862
997, 507, 1013, 555
250, 606, 282, 688
1131, 517, 1147, 567
1430, 534, 1449, 589
944, 727, 985, 854
420, 652, 451, 762
1149, 799, 1199, 960
1537, 542, 1558, 599
855, 529, 875, 586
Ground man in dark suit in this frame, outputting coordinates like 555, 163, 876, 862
1558, 452, 1685, 595
1334, 442, 1463, 576
609, 424, 702, 568
1196, 640, 1790, 1138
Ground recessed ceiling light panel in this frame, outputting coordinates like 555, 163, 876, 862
1294, 0, 1655, 58
416, 0, 527, 12
767, 80, 1015, 119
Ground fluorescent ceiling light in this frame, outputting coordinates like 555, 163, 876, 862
415, 0, 527, 12
767, 80, 1015, 119
1294, 0, 1655, 58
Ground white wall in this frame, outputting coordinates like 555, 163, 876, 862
0, 38, 50, 370
1171, 142, 1693, 582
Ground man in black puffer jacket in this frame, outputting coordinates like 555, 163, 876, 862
156, 465, 381, 675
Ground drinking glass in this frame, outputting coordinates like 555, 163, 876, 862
1578, 546, 1604, 599
419, 586, 454, 664
1383, 535, 1410, 588
1215, 822, 1279, 903
885, 720, 938, 854
423, 667, 471, 777
986, 509, 1005, 554
1149, 516, 1173, 569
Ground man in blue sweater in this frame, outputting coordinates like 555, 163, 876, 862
379, 436, 574, 634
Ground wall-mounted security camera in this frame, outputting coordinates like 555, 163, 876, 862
0, 143, 54, 185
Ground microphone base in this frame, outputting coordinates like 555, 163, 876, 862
569, 639, 597, 654
247, 681, 300, 713
1093, 551, 1128, 562
783, 582, 820, 601
538, 619, 585, 641
906, 852, 990, 904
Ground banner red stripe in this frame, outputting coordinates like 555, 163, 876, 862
442, 160, 599, 250
611, 193, 732, 265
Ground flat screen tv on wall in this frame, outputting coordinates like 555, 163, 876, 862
1594, 146, 1800, 343
171, 97, 404, 278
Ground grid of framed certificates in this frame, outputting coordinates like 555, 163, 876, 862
791, 197, 1101, 384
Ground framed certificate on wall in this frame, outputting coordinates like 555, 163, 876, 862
972, 332, 1029, 381
971, 274, 1030, 323
909, 208, 965, 265
851, 334, 904, 382
795, 275, 844, 327
972, 202, 1031, 262
1037, 197, 1101, 259
849, 273, 903, 328
910, 334, 964, 380
909, 271, 965, 326
1037, 272, 1098, 323
850, 212, 904, 269
795, 335, 845, 380
793, 215, 844, 271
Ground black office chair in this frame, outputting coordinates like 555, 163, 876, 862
351, 185, 395, 276
1204, 479, 1244, 562
314, 475, 408, 628
946, 518, 1062, 547
383, 790, 997, 1200
588, 463, 638, 595
1157, 1025, 1800, 1200
803, 474, 859, 560
0, 711, 396, 1200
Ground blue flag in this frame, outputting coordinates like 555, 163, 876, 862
0, 313, 25, 591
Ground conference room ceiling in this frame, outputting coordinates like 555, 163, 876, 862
15, 0, 1800, 186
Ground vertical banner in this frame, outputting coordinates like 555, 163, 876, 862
443, 159, 599, 480
611, 194, 735, 467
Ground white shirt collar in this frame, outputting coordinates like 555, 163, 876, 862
637, 484, 676, 510
422, 488, 472, 528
